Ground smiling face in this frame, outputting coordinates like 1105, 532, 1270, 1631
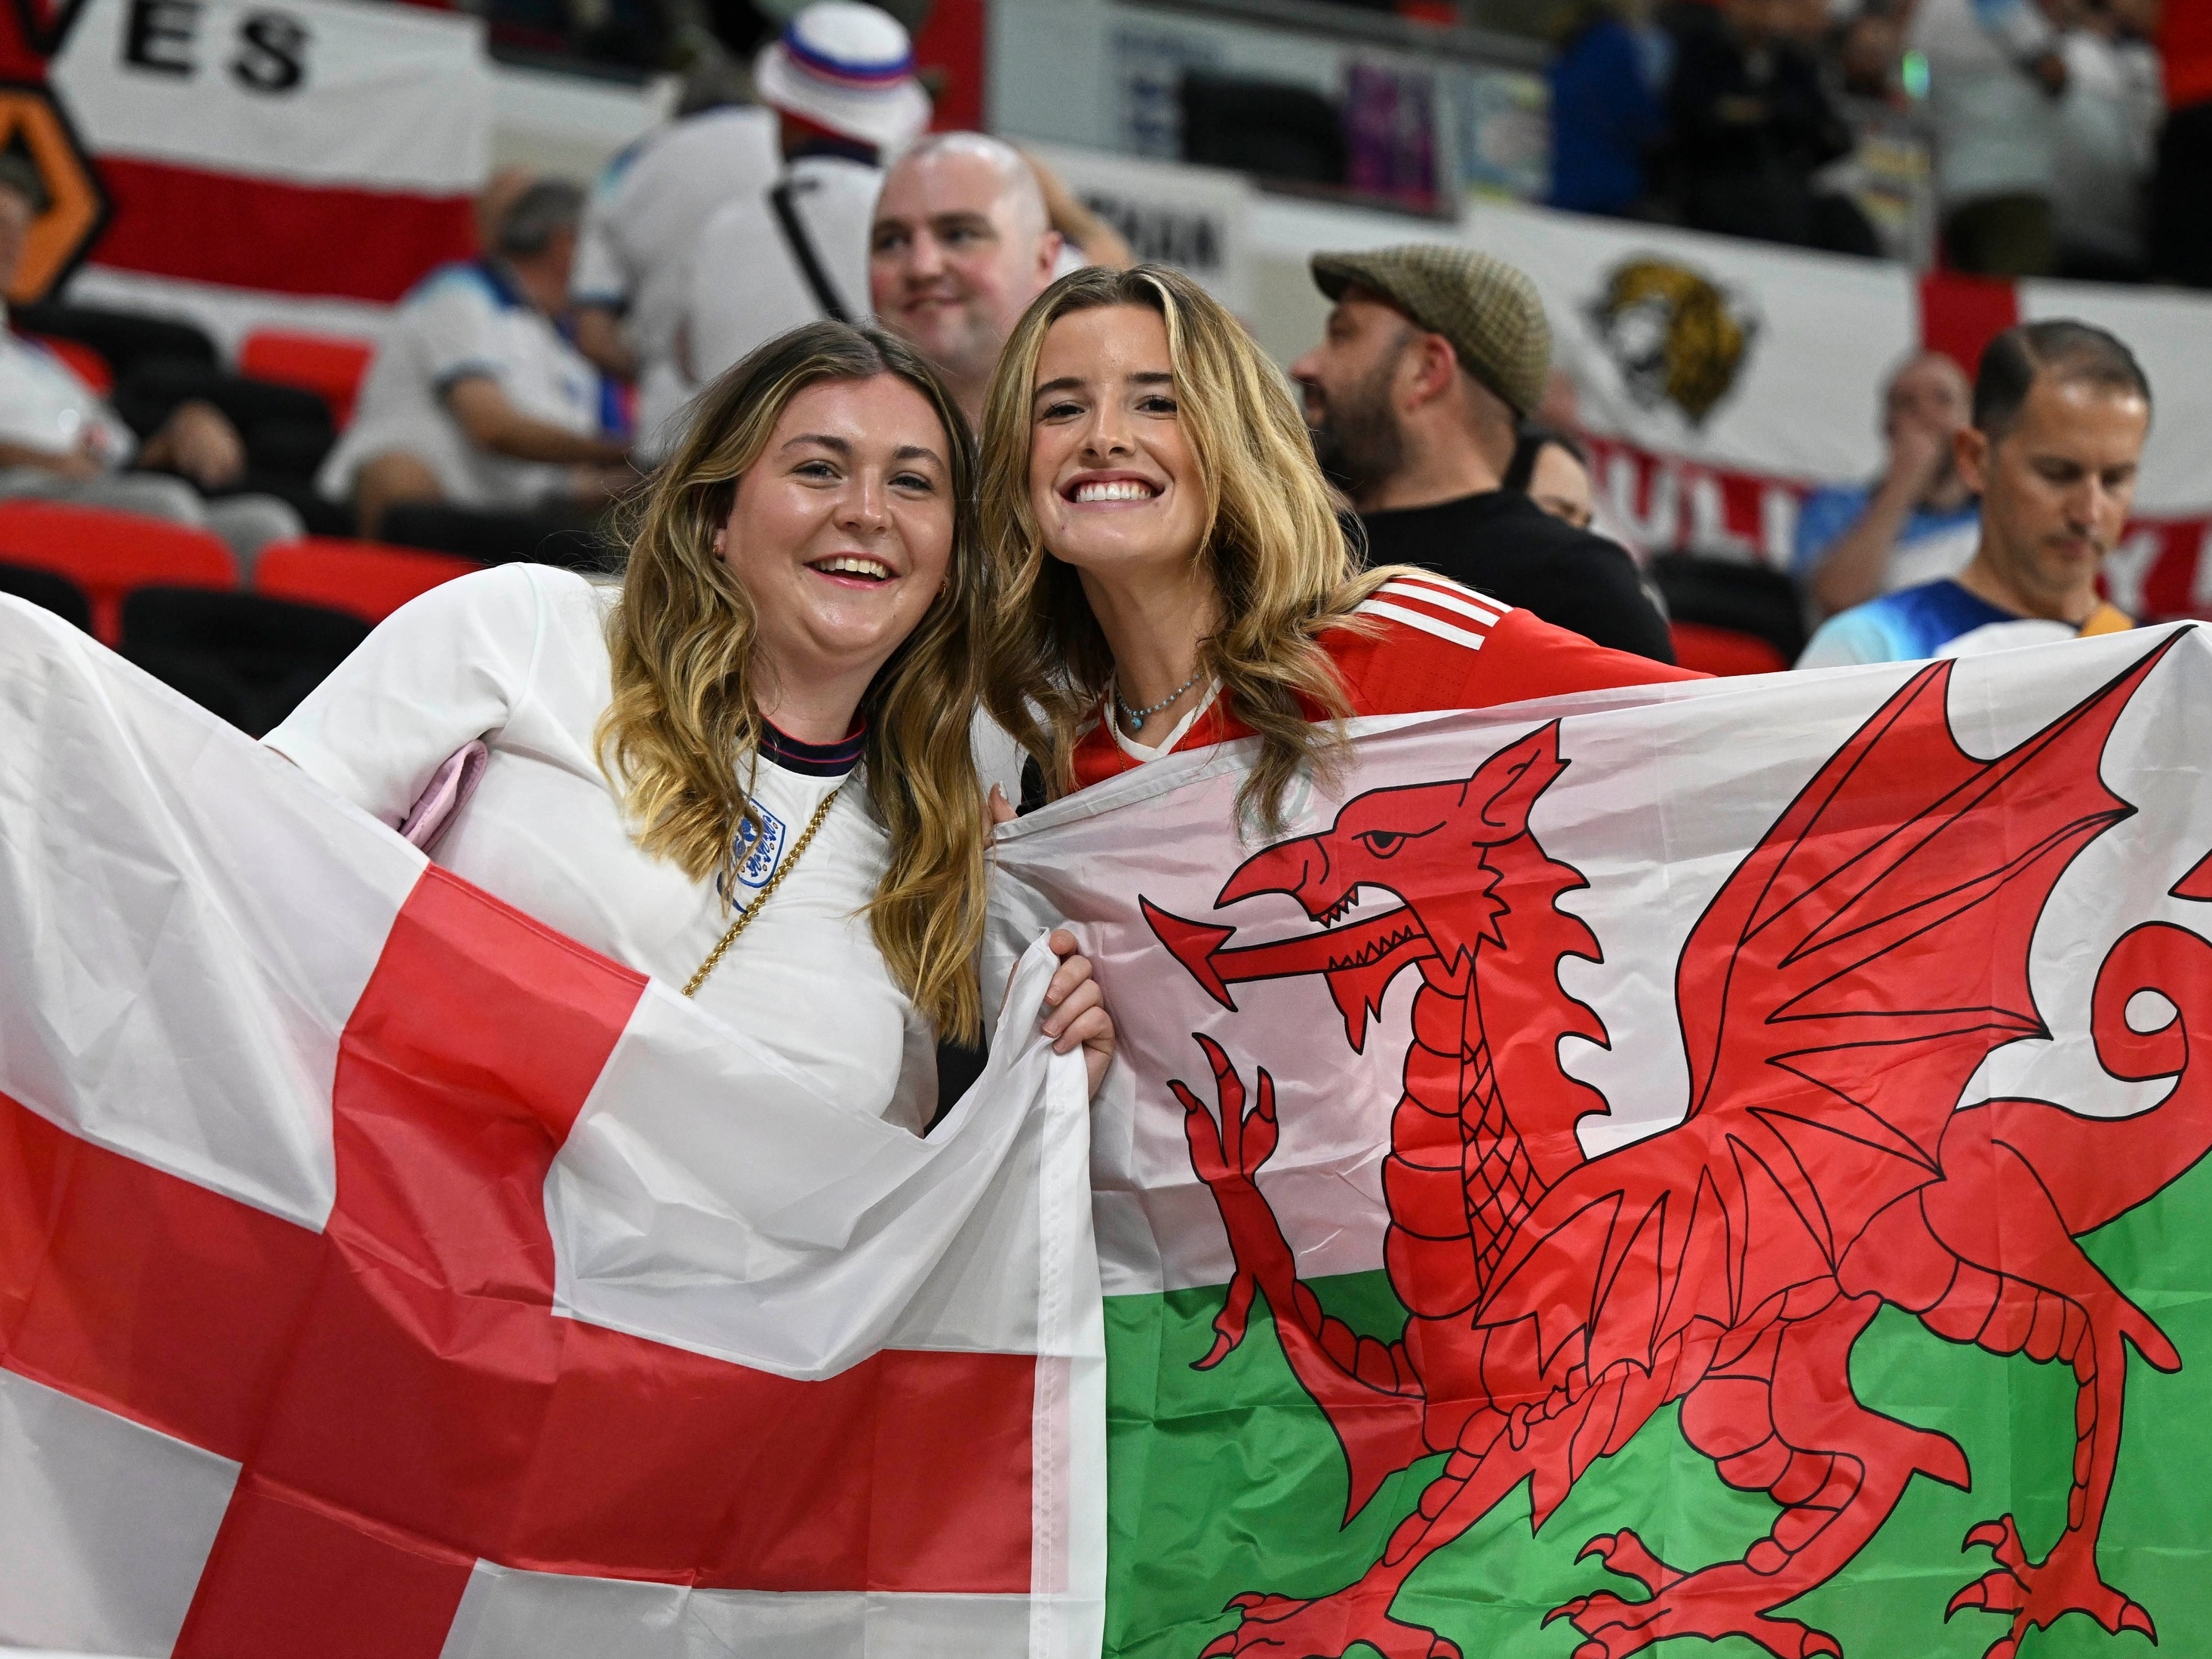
717, 373, 955, 713
870, 143, 1058, 399
1027, 303, 1209, 586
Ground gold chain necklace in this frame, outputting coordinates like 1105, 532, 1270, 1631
682, 785, 842, 998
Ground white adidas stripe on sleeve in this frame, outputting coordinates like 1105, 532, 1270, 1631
1378, 577, 1505, 628
1361, 600, 1489, 653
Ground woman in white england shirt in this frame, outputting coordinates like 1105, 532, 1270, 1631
268, 321, 1111, 1129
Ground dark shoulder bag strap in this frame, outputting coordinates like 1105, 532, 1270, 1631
770, 180, 853, 324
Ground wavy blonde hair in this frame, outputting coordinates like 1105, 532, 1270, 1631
977, 264, 1394, 833
599, 322, 988, 1041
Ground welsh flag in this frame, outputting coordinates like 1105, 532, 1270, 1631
13, 588, 2212, 1659
0, 595, 1105, 1657
989, 622, 2212, 1659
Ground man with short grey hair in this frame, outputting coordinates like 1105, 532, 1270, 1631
1289, 243, 1675, 662
868, 133, 1061, 427
319, 177, 631, 540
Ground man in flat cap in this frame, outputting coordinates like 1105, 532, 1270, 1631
1290, 244, 1676, 662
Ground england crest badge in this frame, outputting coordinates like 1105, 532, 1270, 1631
730, 800, 788, 891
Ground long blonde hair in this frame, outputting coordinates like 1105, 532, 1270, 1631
599, 321, 988, 1041
977, 264, 1391, 833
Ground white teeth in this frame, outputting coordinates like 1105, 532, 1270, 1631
1073, 479, 1156, 503
816, 556, 891, 579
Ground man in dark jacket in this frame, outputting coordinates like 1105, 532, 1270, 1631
1665, 0, 1876, 253
1288, 244, 1676, 663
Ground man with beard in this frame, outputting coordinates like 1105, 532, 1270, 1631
1798, 319, 2145, 667
1796, 351, 1981, 616
1289, 244, 1676, 661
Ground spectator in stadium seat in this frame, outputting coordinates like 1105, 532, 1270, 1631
1664, 0, 1879, 254
868, 134, 1066, 429
1507, 422, 1678, 626
475, 167, 539, 255
680, 3, 929, 406
1287, 244, 1676, 662
0, 157, 301, 567
1909, 0, 2069, 276
319, 179, 633, 542
1796, 352, 1980, 616
569, 74, 780, 450
1797, 320, 2146, 668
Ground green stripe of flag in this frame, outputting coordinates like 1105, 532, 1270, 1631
1104, 1157, 2212, 1657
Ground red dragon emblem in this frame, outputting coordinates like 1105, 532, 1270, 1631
1144, 638, 2212, 1659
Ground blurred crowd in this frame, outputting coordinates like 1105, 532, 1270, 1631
317, 0, 2176, 689
413, 0, 2204, 287
0, 0, 2178, 745
1548, 0, 2201, 283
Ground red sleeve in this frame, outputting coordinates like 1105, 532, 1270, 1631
1467, 607, 1705, 705
1329, 604, 1703, 716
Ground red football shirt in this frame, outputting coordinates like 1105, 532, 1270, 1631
1071, 570, 1702, 791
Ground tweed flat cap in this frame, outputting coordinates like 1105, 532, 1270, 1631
1311, 244, 1552, 417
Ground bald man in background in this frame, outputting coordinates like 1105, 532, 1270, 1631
870, 134, 1127, 427
1796, 351, 1982, 615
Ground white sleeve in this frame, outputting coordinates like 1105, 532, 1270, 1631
414, 277, 505, 390
263, 564, 548, 827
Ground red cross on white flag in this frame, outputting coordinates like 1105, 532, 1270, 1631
0, 596, 1105, 1657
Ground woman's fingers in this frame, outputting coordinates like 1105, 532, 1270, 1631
988, 783, 1016, 826
1043, 950, 1095, 1012
1050, 1004, 1111, 1055
1042, 975, 1102, 1040
1037, 929, 1117, 1096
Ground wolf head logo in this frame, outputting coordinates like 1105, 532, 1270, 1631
1586, 257, 1759, 426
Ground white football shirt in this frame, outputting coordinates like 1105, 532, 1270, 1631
318, 263, 608, 512
682, 155, 881, 393
264, 563, 938, 1132
572, 106, 781, 443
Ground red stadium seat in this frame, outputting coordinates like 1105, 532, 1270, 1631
254, 536, 480, 624
21, 333, 114, 398
0, 500, 236, 644
1670, 620, 1790, 677
237, 330, 375, 429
